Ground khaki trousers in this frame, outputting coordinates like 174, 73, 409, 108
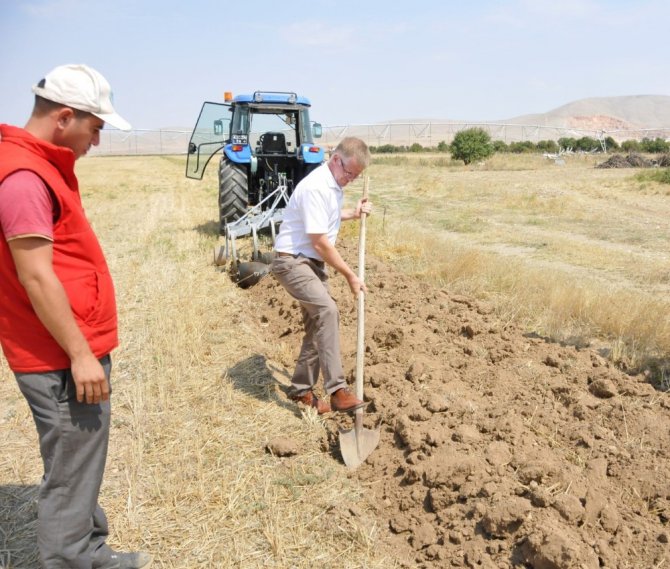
271, 255, 347, 396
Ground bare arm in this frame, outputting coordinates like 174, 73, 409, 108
309, 233, 367, 297
341, 197, 372, 222
8, 237, 108, 404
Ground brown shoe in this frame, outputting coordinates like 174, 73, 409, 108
330, 388, 367, 412
290, 391, 331, 415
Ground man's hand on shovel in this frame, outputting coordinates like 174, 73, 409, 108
346, 197, 372, 297
346, 273, 367, 297
356, 197, 373, 218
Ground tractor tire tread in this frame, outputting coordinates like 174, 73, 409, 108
219, 159, 248, 233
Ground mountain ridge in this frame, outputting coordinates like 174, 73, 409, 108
386, 95, 670, 133
505, 94, 670, 130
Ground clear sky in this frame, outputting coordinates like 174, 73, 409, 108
1, 0, 668, 130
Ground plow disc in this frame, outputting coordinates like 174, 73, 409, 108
212, 177, 288, 288
233, 260, 271, 289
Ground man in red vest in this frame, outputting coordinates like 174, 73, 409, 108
0, 65, 151, 568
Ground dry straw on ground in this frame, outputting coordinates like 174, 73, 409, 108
1, 152, 670, 567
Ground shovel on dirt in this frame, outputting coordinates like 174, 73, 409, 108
339, 176, 380, 469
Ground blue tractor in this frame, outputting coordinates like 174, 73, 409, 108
186, 91, 324, 251
186, 91, 325, 286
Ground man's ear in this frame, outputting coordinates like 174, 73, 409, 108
54, 107, 75, 130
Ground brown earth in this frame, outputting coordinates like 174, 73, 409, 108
246, 239, 670, 569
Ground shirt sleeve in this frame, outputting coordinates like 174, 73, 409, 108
0, 170, 54, 240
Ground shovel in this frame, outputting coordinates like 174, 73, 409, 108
339, 176, 380, 469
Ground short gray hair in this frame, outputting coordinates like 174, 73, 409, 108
333, 137, 371, 169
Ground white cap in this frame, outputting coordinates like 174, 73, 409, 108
32, 64, 131, 131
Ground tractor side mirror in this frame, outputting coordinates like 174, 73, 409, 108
312, 123, 322, 138
188, 142, 197, 154
214, 119, 224, 136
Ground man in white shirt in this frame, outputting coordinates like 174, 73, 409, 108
272, 137, 372, 414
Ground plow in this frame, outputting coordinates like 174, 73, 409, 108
213, 174, 290, 288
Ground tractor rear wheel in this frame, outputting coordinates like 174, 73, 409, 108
218, 158, 248, 234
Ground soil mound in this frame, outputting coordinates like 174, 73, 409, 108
247, 242, 670, 569
596, 153, 653, 168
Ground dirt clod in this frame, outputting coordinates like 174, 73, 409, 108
265, 436, 299, 457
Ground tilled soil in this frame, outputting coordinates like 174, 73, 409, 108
247, 241, 670, 569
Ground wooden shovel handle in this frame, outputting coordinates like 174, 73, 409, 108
355, 176, 369, 403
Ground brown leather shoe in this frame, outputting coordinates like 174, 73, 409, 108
330, 388, 367, 412
290, 391, 331, 414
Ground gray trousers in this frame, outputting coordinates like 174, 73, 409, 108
271, 255, 347, 396
15, 355, 115, 569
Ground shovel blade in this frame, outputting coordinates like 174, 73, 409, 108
339, 426, 380, 469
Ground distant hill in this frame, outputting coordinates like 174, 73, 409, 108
505, 95, 670, 132
378, 95, 670, 144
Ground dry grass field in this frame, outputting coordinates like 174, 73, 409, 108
367, 152, 670, 376
1, 152, 670, 568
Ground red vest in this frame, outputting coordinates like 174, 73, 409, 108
0, 124, 118, 372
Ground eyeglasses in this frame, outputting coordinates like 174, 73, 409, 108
338, 155, 358, 180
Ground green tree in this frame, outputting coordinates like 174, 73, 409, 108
508, 141, 536, 154
575, 136, 600, 152
558, 137, 577, 151
373, 144, 399, 154
437, 140, 449, 152
450, 128, 494, 165
621, 140, 641, 152
492, 140, 508, 153
537, 140, 559, 153
409, 143, 424, 153
604, 136, 620, 152
640, 137, 670, 153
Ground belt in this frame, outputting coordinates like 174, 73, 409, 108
277, 251, 325, 268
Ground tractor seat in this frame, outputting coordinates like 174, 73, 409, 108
260, 132, 287, 154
